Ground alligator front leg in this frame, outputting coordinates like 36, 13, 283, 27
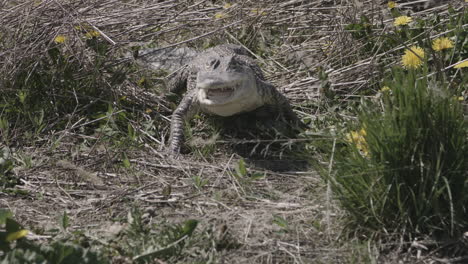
169, 90, 199, 154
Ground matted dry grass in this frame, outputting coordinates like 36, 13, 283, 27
1, 0, 465, 263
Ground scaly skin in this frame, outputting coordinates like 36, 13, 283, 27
166, 44, 301, 154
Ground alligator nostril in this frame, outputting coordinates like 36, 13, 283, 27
208, 59, 220, 69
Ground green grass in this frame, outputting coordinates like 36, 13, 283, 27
321, 70, 467, 238
311, 4, 468, 242
0, 208, 236, 263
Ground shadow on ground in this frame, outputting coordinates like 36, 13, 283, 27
212, 106, 310, 172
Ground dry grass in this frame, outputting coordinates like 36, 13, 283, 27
0, 0, 466, 263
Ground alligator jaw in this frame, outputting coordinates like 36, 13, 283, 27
206, 85, 236, 100
198, 81, 242, 105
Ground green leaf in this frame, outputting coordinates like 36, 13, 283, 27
6, 218, 22, 233
272, 215, 288, 229
17, 91, 27, 105
235, 159, 247, 177
181, 219, 198, 237
162, 184, 172, 198
122, 153, 131, 168
0, 209, 13, 225
61, 211, 69, 231
250, 172, 265, 181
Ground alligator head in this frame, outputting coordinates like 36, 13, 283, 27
195, 53, 260, 116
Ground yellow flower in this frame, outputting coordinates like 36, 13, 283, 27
223, 3, 232, 9
380, 86, 391, 92
457, 96, 464, 101
394, 16, 412, 26
74, 24, 91, 31
387, 1, 397, 9
214, 13, 226, 19
251, 9, 267, 16
6, 229, 29, 242
432, 37, 454, 51
453, 61, 468, 69
401, 46, 425, 69
54, 35, 67, 44
85, 30, 100, 38
137, 77, 146, 86
359, 128, 366, 136
346, 129, 369, 156
145, 108, 153, 113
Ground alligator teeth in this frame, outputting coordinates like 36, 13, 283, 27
208, 88, 233, 94
206, 87, 234, 99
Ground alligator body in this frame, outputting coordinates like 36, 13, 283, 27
141, 44, 301, 153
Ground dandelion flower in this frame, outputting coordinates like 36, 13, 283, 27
402, 46, 425, 69
6, 229, 29, 242
223, 3, 232, 9
359, 128, 367, 136
380, 86, 391, 92
457, 96, 464, 101
346, 131, 360, 143
432, 37, 454, 51
394, 16, 412, 26
453, 61, 468, 69
346, 129, 369, 157
387, 1, 397, 9
251, 9, 267, 16
137, 77, 146, 86
85, 30, 100, 38
54, 35, 67, 44
214, 13, 226, 19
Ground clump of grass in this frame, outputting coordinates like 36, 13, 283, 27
311, 2, 468, 243
323, 68, 467, 238
0, 210, 108, 264
0, 207, 236, 263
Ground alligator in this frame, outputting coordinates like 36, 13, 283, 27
138, 44, 302, 154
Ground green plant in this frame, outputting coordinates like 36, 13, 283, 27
0, 210, 108, 264
229, 159, 265, 195
0, 117, 10, 144
272, 215, 290, 234
119, 208, 199, 263
320, 69, 467, 238
192, 175, 209, 190
0, 147, 16, 188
